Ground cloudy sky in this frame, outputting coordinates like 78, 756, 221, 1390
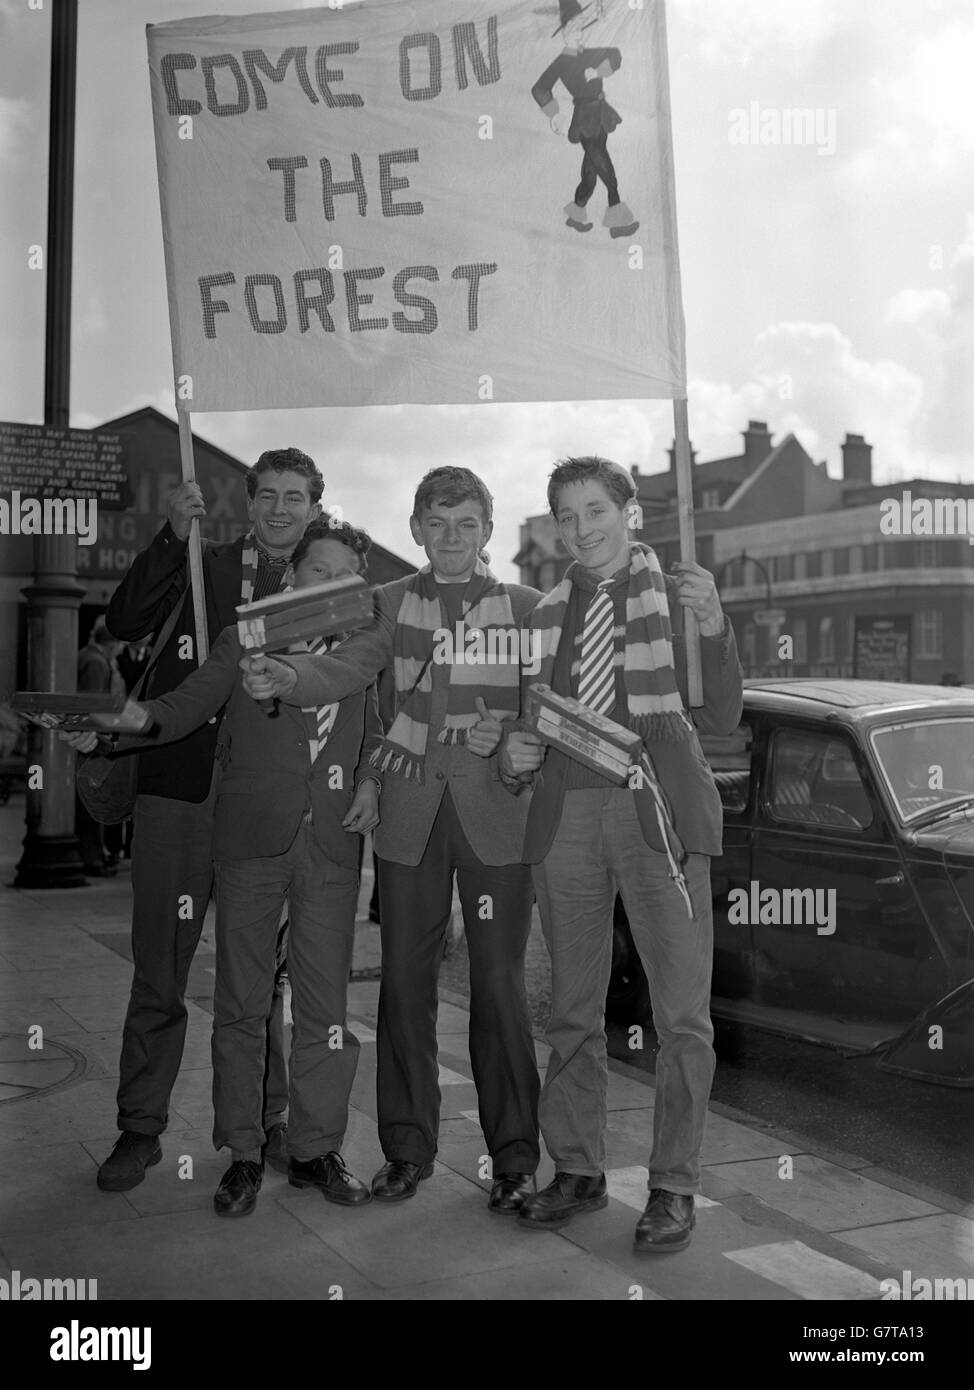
2, 0, 973, 578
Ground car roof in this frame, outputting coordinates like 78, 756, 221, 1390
743, 679, 974, 728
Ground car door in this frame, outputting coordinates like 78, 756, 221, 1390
750, 719, 943, 1026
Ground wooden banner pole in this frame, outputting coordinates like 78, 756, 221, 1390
176, 405, 209, 665
673, 396, 703, 706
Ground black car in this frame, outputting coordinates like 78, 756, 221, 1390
608, 680, 974, 1086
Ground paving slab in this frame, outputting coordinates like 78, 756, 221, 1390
724, 1241, 884, 1300
358, 1251, 662, 1301
280, 1162, 583, 1290
832, 1212, 974, 1282
0, 1205, 375, 1301
0, 965, 134, 1001
0, 1076, 130, 1145
706, 1155, 942, 1233
0, 1138, 142, 1235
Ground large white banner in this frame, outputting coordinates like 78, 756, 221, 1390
147, 0, 686, 411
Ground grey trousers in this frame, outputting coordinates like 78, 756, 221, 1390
212, 822, 360, 1159
532, 787, 715, 1193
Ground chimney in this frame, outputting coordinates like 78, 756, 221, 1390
668, 439, 697, 471
841, 432, 873, 485
742, 420, 773, 464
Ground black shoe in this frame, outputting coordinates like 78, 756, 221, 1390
96, 1132, 162, 1192
633, 1188, 695, 1253
517, 1172, 608, 1230
213, 1159, 263, 1217
262, 1121, 289, 1175
371, 1159, 434, 1202
488, 1172, 536, 1215
289, 1152, 371, 1206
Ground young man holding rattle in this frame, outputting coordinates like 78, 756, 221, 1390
240, 467, 542, 1213
502, 456, 742, 1252
117, 517, 381, 1216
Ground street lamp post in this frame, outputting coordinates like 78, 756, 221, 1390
15, 0, 87, 889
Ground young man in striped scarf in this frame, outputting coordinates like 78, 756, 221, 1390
501, 456, 743, 1252
240, 468, 542, 1213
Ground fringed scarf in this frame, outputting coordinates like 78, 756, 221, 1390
525, 543, 693, 744
370, 560, 521, 782
527, 543, 694, 916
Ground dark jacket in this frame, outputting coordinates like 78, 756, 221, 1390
273, 575, 543, 868
521, 570, 743, 863
106, 523, 248, 802
141, 627, 382, 867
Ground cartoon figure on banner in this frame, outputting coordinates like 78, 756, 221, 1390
531, 0, 640, 239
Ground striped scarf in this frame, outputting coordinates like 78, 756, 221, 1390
525, 543, 692, 744
370, 560, 520, 782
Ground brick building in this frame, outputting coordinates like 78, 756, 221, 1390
513, 422, 974, 683
1, 406, 415, 686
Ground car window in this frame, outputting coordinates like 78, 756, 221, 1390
767, 729, 873, 830
699, 721, 752, 813
871, 717, 974, 823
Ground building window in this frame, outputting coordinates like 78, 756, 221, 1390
792, 618, 807, 664
774, 554, 794, 582
821, 550, 834, 578
861, 543, 877, 571
916, 609, 943, 659
917, 541, 938, 568
806, 551, 821, 580
794, 553, 807, 581
701, 488, 721, 510
848, 545, 863, 573
833, 549, 849, 575
818, 616, 834, 662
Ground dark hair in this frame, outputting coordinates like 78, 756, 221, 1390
290, 516, 371, 574
246, 447, 324, 504
412, 466, 493, 526
547, 456, 637, 515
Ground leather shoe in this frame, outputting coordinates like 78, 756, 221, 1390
213, 1159, 263, 1217
96, 1132, 162, 1192
633, 1188, 695, 1253
371, 1159, 434, 1202
262, 1121, 289, 1175
517, 1172, 607, 1230
488, 1172, 536, 1215
288, 1152, 371, 1206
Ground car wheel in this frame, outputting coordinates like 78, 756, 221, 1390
606, 905, 651, 1024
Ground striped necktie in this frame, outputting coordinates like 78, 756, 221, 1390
305, 635, 339, 762
577, 583, 616, 715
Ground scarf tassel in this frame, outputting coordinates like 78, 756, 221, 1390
637, 752, 693, 919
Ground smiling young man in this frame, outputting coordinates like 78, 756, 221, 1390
93, 448, 322, 1194
118, 518, 379, 1217
501, 456, 743, 1252
239, 467, 542, 1213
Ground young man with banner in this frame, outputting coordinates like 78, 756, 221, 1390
90, 448, 323, 1194
501, 457, 742, 1252
119, 518, 380, 1217
240, 467, 542, 1212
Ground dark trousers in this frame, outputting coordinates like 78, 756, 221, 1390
212, 823, 360, 1157
376, 790, 540, 1172
575, 130, 620, 207
117, 784, 289, 1137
